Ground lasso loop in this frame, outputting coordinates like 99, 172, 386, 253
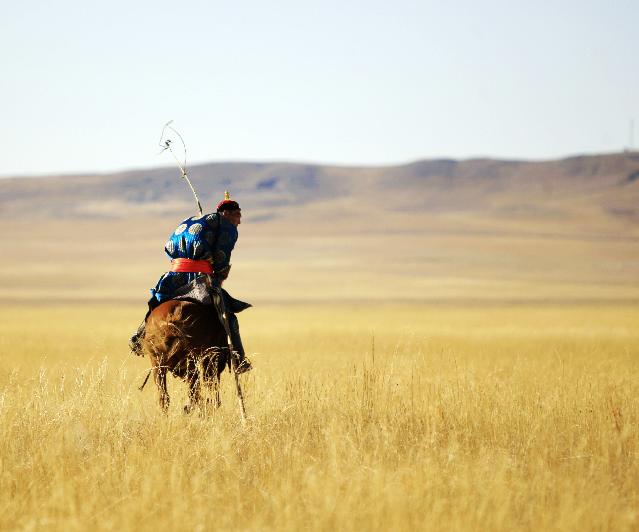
158, 121, 203, 216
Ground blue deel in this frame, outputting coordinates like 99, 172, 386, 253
149, 212, 238, 304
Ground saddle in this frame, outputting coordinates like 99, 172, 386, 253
170, 274, 252, 313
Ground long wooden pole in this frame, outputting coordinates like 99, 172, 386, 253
224, 314, 248, 425
158, 121, 203, 216
213, 290, 247, 424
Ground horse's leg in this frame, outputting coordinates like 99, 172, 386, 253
185, 363, 201, 414
200, 378, 220, 412
208, 352, 226, 409
153, 365, 169, 411
200, 351, 223, 410
205, 372, 221, 409
214, 374, 221, 408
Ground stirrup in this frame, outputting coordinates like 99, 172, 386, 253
235, 359, 252, 374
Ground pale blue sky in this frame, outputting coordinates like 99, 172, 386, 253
1, 0, 637, 176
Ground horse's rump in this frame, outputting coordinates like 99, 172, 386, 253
142, 300, 228, 378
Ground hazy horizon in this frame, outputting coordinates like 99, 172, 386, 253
3, 148, 639, 180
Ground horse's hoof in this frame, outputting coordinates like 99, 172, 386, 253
205, 397, 221, 407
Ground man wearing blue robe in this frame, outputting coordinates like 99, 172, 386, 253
130, 194, 252, 373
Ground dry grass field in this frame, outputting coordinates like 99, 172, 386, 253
1, 302, 638, 531
1, 154, 638, 530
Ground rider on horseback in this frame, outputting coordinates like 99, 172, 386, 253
129, 192, 252, 374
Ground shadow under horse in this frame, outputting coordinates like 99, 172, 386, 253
140, 300, 229, 412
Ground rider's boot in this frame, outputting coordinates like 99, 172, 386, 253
129, 322, 146, 356
228, 312, 252, 374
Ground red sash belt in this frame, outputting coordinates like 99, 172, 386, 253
170, 259, 213, 274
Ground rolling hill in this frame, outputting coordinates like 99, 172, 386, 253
1, 153, 638, 304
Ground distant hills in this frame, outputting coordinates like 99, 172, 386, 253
1, 153, 638, 226
1, 152, 638, 303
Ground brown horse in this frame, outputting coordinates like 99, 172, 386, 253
140, 300, 229, 412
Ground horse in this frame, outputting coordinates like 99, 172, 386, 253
139, 299, 230, 412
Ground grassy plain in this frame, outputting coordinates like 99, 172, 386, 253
1, 302, 638, 531
1, 181, 638, 531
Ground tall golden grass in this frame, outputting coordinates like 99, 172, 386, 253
1, 303, 638, 530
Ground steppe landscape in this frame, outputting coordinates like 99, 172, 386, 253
1, 153, 638, 530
